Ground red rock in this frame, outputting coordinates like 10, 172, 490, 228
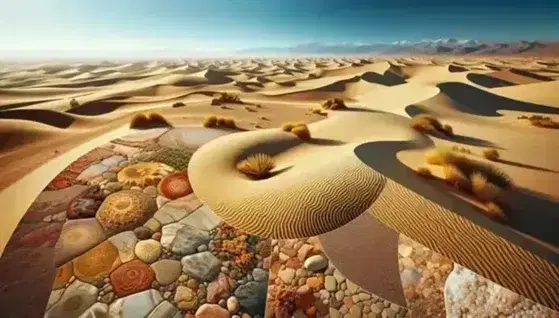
297, 244, 313, 261
206, 273, 230, 303
306, 306, 317, 317
110, 259, 155, 297
18, 223, 62, 248
53, 262, 73, 289
158, 172, 192, 200
285, 258, 302, 269
295, 292, 314, 310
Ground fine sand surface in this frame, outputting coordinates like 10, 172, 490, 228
0, 57, 558, 312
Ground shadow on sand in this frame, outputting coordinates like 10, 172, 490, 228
0, 109, 76, 128
466, 73, 516, 88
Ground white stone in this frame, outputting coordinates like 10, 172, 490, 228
278, 268, 296, 284
153, 205, 188, 225
160, 223, 184, 249
109, 289, 163, 318
303, 255, 328, 272
333, 269, 346, 283
108, 231, 138, 263
135, 239, 162, 263
325, 275, 337, 291
101, 155, 126, 167
147, 300, 180, 318
179, 205, 221, 231
79, 302, 109, 318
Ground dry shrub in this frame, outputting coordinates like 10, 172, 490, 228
258, 116, 269, 121
322, 98, 347, 110
203, 115, 218, 128
518, 115, 559, 129
172, 102, 185, 108
451, 145, 471, 154
483, 149, 500, 161
309, 108, 327, 116
291, 124, 311, 141
425, 148, 459, 165
443, 164, 471, 191
484, 202, 507, 221
236, 153, 275, 180
411, 114, 453, 138
130, 112, 172, 129
281, 122, 295, 132
244, 106, 257, 112
471, 173, 503, 203
212, 92, 243, 106
216, 117, 226, 126
416, 166, 432, 177
223, 118, 236, 128
70, 98, 80, 108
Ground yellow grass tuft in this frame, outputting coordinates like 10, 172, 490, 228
130, 112, 172, 129
70, 98, 80, 108
518, 115, 559, 129
281, 122, 295, 132
416, 166, 433, 177
411, 114, 453, 138
236, 153, 275, 180
443, 164, 471, 191
211, 92, 243, 106
203, 115, 218, 128
483, 149, 500, 161
223, 118, 236, 128
470, 173, 503, 203
484, 202, 507, 222
322, 98, 347, 110
451, 145, 471, 154
172, 102, 185, 108
216, 117, 226, 126
291, 124, 311, 141
244, 106, 257, 112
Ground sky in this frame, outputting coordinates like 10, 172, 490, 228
1, 0, 558, 59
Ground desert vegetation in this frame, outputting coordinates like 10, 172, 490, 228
69, 98, 80, 108
483, 149, 500, 161
411, 114, 454, 138
236, 153, 275, 180
424, 147, 511, 221
308, 108, 328, 116
211, 92, 243, 106
415, 166, 433, 177
321, 98, 347, 110
172, 102, 185, 108
203, 115, 236, 129
518, 115, 559, 129
130, 112, 172, 129
282, 122, 311, 141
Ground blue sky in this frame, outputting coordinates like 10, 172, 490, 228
1, 0, 558, 58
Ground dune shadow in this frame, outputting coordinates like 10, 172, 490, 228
451, 134, 502, 148
0, 109, 75, 128
67, 100, 126, 116
315, 76, 360, 92
0, 99, 56, 111
448, 65, 469, 73
466, 73, 516, 88
361, 71, 406, 86
354, 140, 558, 264
504, 188, 559, 246
42, 76, 149, 88
308, 138, 346, 146
438, 82, 559, 117
498, 159, 558, 173
510, 69, 553, 81
270, 165, 293, 177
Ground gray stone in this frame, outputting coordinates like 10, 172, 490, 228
151, 259, 182, 285
153, 205, 188, 225
147, 300, 179, 318
101, 155, 126, 167
171, 225, 210, 255
160, 223, 184, 249
108, 231, 137, 263
179, 205, 221, 231
109, 289, 162, 317
77, 163, 109, 182
325, 275, 337, 291
333, 269, 346, 283
45, 280, 98, 318
78, 302, 109, 318
104, 182, 123, 193
252, 268, 268, 282
181, 251, 221, 282
234, 282, 267, 314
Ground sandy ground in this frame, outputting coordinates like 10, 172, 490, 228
0, 56, 558, 312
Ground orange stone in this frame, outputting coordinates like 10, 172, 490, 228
110, 259, 155, 297
52, 262, 73, 289
343, 296, 353, 307
285, 258, 302, 269
306, 306, 317, 317
271, 261, 281, 274
306, 277, 322, 290
73, 241, 121, 285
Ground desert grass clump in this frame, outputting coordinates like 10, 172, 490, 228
130, 112, 172, 129
309, 108, 327, 116
203, 115, 218, 128
223, 118, 236, 128
443, 164, 471, 191
172, 102, 185, 108
471, 172, 503, 203
70, 98, 80, 108
416, 166, 433, 177
282, 122, 311, 141
322, 98, 347, 110
244, 106, 257, 112
236, 153, 275, 180
281, 122, 295, 132
484, 202, 507, 221
518, 115, 559, 129
483, 149, 500, 161
424, 148, 462, 165
451, 145, 471, 154
211, 92, 243, 106
411, 114, 453, 138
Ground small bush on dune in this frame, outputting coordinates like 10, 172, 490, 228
291, 124, 311, 141
236, 153, 275, 180
451, 145, 471, 154
244, 106, 257, 112
411, 114, 454, 138
130, 112, 172, 129
416, 166, 432, 177
518, 115, 559, 129
172, 102, 185, 108
483, 149, 500, 161
443, 164, 471, 191
223, 118, 236, 128
281, 122, 295, 132
322, 98, 347, 110
484, 202, 507, 222
216, 117, 226, 126
471, 172, 503, 203
203, 115, 218, 127
212, 92, 243, 106
424, 148, 462, 165
309, 108, 327, 116
70, 98, 80, 108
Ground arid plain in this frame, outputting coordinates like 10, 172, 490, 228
0, 56, 558, 318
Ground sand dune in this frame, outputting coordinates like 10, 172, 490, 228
0, 56, 558, 312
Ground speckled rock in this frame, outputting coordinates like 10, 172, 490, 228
45, 280, 98, 318
181, 251, 221, 282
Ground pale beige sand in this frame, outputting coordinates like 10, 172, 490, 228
1, 57, 558, 309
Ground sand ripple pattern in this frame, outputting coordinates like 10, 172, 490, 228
369, 180, 559, 310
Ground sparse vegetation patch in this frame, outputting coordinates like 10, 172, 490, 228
518, 115, 559, 129
236, 153, 275, 180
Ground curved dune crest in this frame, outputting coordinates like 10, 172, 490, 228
188, 115, 400, 238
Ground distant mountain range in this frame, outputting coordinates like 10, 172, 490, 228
237, 39, 559, 56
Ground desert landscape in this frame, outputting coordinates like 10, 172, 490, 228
0, 55, 558, 318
